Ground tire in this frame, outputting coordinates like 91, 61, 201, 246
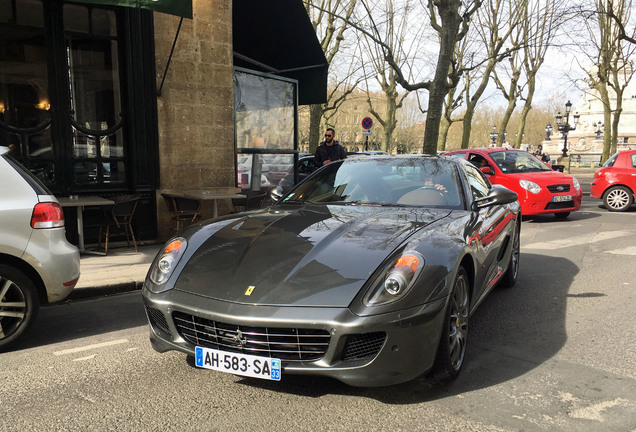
501, 222, 520, 288
0, 265, 39, 352
603, 186, 634, 212
431, 267, 470, 383
554, 212, 570, 219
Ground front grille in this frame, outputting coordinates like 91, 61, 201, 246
547, 184, 571, 193
342, 332, 386, 361
145, 305, 170, 334
173, 311, 330, 362
545, 200, 574, 210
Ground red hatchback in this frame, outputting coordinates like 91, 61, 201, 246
446, 148, 582, 218
590, 150, 636, 211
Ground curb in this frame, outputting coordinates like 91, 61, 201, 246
68, 281, 144, 301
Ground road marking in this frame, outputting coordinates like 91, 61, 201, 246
568, 398, 630, 421
524, 231, 634, 250
606, 246, 636, 256
73, 354, 97, 362
53, 339, 129, 356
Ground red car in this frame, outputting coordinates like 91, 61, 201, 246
446, 148, 582, 218
590, 150, 636, 211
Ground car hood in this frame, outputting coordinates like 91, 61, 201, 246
175, 204, 450, 307
501, 170, 576, 186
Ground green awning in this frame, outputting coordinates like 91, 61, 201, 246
70, 0, 192, 18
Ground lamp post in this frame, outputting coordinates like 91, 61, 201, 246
594, 121, 603, 140
489, 125, 498, 146
555, 100, 580, 157
545, 123, 553, 141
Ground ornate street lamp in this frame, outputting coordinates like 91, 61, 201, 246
594, 121, 604, 140
489, 125, 498, 146
555, 100, 580, 157
545, 123, 553, 141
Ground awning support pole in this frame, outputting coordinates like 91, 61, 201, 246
157, 17, 183, 97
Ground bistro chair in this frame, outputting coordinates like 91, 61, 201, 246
232, 191, 267, 213
162, 193, 201, 232
97, 194, 140, 255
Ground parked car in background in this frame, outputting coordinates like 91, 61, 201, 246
278, 154, 317, 193
0, 146, 80, 351
446, 147, 582, 219
590, 150, 636, 211
143, 155, 520, 387
360, 150, 389, 155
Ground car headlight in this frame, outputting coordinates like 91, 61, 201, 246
364, 251, 424, 306
519, 179, 541, 194
148, 237, 187, 287
572, 177, 581, 191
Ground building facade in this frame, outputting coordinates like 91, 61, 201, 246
0, 0, 326, 244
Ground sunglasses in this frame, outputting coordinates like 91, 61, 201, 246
324, 134, 332, 137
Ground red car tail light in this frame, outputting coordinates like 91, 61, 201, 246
31, 202, 65, 229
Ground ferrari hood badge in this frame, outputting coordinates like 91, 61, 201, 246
245, 286, 255, 296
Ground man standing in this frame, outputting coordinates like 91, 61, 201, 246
315, 128, 347, 166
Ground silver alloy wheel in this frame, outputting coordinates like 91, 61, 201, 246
604, 186, 633, 211
448, 273, 469, 370
0, 276, 27, 340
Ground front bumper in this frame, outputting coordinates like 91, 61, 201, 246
142, 287, 447, 387
519, 191, 582, 216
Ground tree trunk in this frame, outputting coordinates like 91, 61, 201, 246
438, 116, 451, 151
461, 107, 475, 149
308, 104, 323, 154
515, 76, 536, 149
422, 2, 462, 155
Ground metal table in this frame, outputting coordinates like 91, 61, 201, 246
180, 190, 246, 218
58, 195, 114, 253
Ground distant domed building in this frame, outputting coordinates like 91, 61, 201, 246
541, 64, 636, 165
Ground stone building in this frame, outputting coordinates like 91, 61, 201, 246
0, 0, 327, 244
541, 71, 636, 164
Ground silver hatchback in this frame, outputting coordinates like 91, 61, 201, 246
0, 146, 80, 351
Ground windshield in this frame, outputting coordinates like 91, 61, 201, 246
281, 157, 465, 209
602, 152, 619, 168
489, 151, 552, 174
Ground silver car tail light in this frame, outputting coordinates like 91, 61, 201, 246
31, 202, 65, 229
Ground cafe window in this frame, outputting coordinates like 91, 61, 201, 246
234, 68, 298, 192
0, 0, 54, 184
65, 4, 126, 185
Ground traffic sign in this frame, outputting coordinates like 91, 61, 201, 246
362, 129, 372, 136
361, 117, 373, 130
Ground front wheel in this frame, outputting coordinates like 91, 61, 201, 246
603, 186, 634, 212
431, 267, 470, 383
0, 265, 39, 352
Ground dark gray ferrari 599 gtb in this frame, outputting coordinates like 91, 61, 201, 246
143, 155, 520, 387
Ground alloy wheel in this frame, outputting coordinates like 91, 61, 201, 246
448, 274, 469, 370
605, 187, 632, 211
0, 276, 27, 341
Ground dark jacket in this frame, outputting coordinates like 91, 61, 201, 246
315, 141, 347, 166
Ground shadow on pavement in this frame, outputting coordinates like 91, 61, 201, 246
9, 292, 147, 352
234, 253, 576, 404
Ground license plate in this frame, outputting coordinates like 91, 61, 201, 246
552, 195, 572, 202
195, 346, 281, 381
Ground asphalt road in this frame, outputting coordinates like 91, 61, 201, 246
4, 193, 636, 431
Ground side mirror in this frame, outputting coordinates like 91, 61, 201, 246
472, 185, 518, 211
269, 185, 284, 202
480, 166, 492, 175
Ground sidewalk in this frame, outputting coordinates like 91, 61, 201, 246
69, 243, 162, 300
